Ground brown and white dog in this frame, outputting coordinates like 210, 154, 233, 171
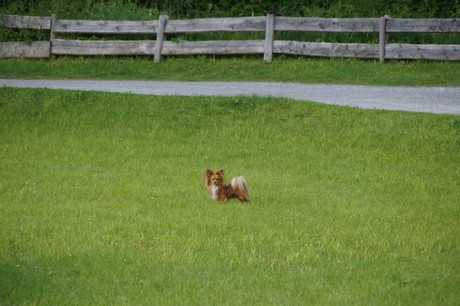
205, 169, 250, 202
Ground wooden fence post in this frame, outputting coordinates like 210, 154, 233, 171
379, 15, 390, 63
264, 13, 275, 63
50, 14, 57, 59
154, 15, 168, 63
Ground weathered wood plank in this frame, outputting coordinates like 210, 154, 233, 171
154, 15, 168, 63
50, 14, 57, 59
51, 40, 155, 55
385, 44, 460, 60
379, 16, 389, 63
0, 41, 50, 58
1, 14, 51, 30
387, 18, 460, 32
164, 17, 265, 33
264, 13, 275, 62
275, 17, 380, 32
161, 40, 265, 55
274, 41, 379, 58
53, 19, 159, 34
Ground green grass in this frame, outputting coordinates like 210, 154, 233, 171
1, 87, 459, 305
1, 56, 460, 86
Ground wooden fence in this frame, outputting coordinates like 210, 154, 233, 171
1, 13, 459, 62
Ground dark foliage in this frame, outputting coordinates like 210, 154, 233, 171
1, 0, 458, 18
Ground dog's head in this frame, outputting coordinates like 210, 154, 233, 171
206, 169, 224, 187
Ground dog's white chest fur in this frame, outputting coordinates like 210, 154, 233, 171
210, 184, 219, 200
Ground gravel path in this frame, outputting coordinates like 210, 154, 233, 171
1, 79, 459, 115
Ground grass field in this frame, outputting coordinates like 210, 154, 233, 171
1, 56, 460, 86
1, 87, 459, 305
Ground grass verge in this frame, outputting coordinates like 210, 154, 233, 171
1, 56, 459, 86
1, 88, 459, 305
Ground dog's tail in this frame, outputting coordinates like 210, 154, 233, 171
231, 176, 250, 202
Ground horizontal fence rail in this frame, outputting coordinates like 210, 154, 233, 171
1, 14, 459, 62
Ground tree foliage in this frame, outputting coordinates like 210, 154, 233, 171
1, 0, 458, 19
137, 0, 459, 18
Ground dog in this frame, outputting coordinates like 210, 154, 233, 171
205, 169, 250, 202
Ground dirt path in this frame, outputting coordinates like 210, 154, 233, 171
1, 79, 459, 115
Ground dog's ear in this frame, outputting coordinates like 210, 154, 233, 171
205, 169, 213, 186
217, 169, 225, 180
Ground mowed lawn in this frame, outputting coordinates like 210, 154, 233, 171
0, 87, 459, 305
